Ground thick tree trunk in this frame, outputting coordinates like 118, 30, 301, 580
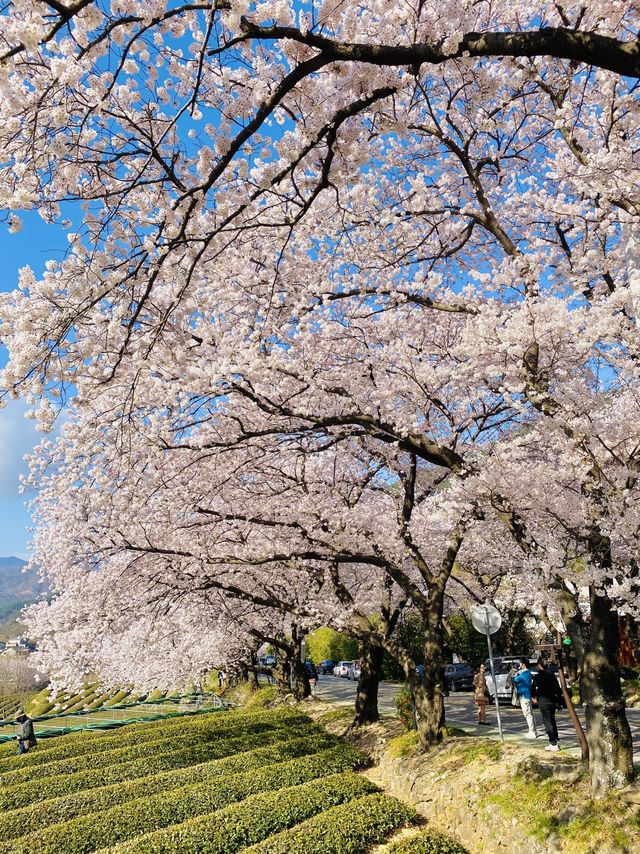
289, 656, 310, 700
352, 640, 383, 726
288, 624, 310, 700
582, 588, 634, 794
414, 597, 446, 748
272, 660, 291, 693
413, 667, 445, 748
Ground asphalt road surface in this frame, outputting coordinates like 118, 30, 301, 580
314, 675, 640, 761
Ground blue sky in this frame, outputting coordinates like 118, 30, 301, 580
0, 213, 68, 558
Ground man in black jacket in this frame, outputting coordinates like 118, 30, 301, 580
532, 659, 564, 751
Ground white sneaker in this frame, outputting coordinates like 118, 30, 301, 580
525, 732, 537, 739
545, 743, 560, 751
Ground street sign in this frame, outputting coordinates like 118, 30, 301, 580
562, 637, 572, 646
471, 604, 502, 635
470, 604, 504, 742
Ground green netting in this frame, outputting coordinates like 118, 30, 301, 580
0, 706, 226, 744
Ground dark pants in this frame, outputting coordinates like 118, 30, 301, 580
539, 701, 559, 745
18, 740, 27, 754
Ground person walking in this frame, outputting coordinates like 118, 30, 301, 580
15, 709, 37, 755
473, 664, 490, 726
512, 658, 538, 739
532, 658, 564, 751
506, 663, 519, 707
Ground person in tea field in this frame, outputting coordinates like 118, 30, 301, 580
15, 709, 37, 755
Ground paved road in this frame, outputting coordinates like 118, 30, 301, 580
314, 675, 640, 761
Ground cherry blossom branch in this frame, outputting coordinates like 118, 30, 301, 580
240, 21, 640, 78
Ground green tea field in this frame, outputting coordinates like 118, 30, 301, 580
0, 707, 417, 853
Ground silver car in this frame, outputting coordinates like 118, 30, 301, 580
332, 660, 352, 678
346, 661, 361, 680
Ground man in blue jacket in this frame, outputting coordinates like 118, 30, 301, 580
512, 658, 538, 739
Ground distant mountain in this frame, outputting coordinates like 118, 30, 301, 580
0, 557, 45, 639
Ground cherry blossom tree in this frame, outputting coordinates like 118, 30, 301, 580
1, 0, 639, 791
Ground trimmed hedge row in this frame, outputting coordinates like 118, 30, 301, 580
0, 715, 313, 786
0, 708, 203, 762
0, 733, 341, 842
388, 830, 469, 853
7, 747, 368, 853
110, 772, 376, 854
243, 793, 419, 854
104, 690, 131, 707
0, 708, 309, 769
0, 722, 319, 811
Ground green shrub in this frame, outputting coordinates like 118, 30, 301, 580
388, 731, 419, 758
388, 829, 469, 853
0, 720, 319, 811
8, 749, 368, 854
1, 716, 299, 786
0, 734, 343, 842
244, 687, 279, 710
104, 690, 131, 707
0, 707, 309, 770
25, 690, 52, 718
110, 772, 375, 854
1, 729, 211, 786
86, 692, 113, 710
146, 689, 166, 702
244, 793, 418, 854
58, 693, 82, 712
27, 701, 55, 718
396, 684, 415, 731
0, 693, 36, 720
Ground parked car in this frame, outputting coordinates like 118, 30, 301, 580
304, 660, 318, 680
484, 656, 532, 700
332, 660, 353, 678
444, 663, 474, 692
259, 654, 276, 667
485, 657, 571, 701
317, 659, 336, 675
346, 661, 362, 680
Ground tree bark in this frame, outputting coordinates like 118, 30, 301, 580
352, 640, 383, 726
582, 587, 634, 794
271, 659, 291, 693
413, 667, 445, 748
289, 656, 310, 700
243, 21, 640, 78
414, 596, 446, 748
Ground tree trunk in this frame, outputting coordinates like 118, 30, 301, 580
582, 587, 634, 794
414, 597, 446, 748
352, 640, 383, 726
290, 656, 310, 700
272, 660, 290, 693
413, 667, 445, 748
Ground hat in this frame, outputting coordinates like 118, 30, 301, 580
15, 709, 26, 718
